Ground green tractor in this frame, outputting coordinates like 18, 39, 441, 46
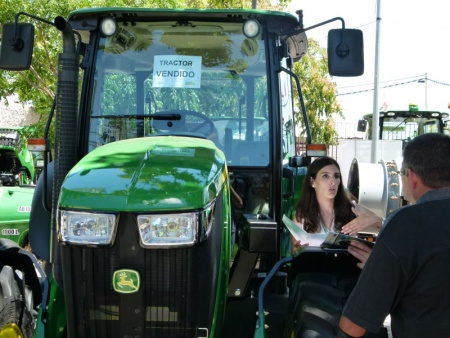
360, 109, 449, 145
0, 127, 37, 247
0, 7, 371, 338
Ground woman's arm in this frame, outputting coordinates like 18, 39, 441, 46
341, 202, 383, 236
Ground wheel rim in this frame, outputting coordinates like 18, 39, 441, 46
0, 323, 24, 338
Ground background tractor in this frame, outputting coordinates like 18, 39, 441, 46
0, 127, 38, 247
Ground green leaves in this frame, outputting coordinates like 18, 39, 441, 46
0, 0, 184, 138
293, 39, 341, 145
1, 0, 341, 148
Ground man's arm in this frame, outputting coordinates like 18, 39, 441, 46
336, 316, 366, 338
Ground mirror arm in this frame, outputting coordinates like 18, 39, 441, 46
11, 12, 55, 51
281, 16, 345, 44
10, 12, 78, 55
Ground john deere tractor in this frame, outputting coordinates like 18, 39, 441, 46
0, 127, 37, 247
0, 7, 370, 337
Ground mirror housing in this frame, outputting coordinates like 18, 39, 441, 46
289, 155, 308, 168
357, 119, 368, 132
0, 23, 35, 70
328, 29, 364, 76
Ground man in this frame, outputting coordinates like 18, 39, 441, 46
336, 133, 450, 338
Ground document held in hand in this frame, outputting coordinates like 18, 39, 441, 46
282, 215, 375, 249
282, 215, 327, 247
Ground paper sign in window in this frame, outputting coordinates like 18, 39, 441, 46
153, 55, 202, 88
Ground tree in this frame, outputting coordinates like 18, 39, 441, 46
1, 0, 341, 145
0, 0, 185, 139
204, 0, 290, 10
293, 39, 342, 145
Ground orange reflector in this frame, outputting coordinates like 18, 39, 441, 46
306, 144, 327, 157
27, 138, 46, 152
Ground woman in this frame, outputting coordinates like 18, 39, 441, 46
291, 156, 355, 253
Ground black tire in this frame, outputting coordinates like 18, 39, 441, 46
285, 272, 353, 338
286, 272, 388, 338
0, 265, 35, 338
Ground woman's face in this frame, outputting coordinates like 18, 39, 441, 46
311, 164, 341, 200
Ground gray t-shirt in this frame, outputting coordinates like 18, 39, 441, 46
342, 188, 450, 337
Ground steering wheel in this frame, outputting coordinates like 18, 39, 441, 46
152, 110, 215, 138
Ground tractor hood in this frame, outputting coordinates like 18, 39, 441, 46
59, 136, 227, 212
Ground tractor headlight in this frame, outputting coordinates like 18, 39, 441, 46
59, 210, 118, 245
137, 202, 215, 248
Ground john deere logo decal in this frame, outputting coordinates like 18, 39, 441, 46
113, 269, 140, 294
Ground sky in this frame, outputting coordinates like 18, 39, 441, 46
287, 0, 450, 123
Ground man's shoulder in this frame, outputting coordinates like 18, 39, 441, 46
383, 203, 419, 226
379, 192, 450, 246
417, 187, 450, 204
388, 188, 450, 221
388, 200, 449, 224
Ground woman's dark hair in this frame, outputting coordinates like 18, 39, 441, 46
295, 156, 355, 233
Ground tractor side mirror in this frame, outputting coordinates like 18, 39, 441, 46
0, 23, 35, 70
357, 119, 368, 132
328, 29, 364, 76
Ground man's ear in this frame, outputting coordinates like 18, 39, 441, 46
408, 169, 420, 189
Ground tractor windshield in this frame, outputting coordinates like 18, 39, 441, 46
378, 111, 448, 141
381, 116, 441, 140
88, 20, 270, 167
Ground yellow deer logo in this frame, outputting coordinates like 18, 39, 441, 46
117, 272, 137, 290
113, 269, 140, 294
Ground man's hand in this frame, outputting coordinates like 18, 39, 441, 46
347, 240, 372, 269
341, 202, 382, 236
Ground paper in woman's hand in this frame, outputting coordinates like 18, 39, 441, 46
282, 215, 327, 247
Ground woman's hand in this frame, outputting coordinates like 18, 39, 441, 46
341, 202, 382, 236
291, 235, 309, 256
347, 241, 372, 269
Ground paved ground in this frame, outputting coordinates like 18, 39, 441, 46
1, 95, 38, 128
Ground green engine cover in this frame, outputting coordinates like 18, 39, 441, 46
59, 136, 227, 212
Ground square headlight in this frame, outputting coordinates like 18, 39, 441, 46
59, 210, 117, 245
137, 213, 197, 247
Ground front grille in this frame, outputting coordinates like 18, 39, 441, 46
60, 209, 222, 337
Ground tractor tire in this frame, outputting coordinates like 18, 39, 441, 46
0, 265, 35, 338
286, 272, 388, 338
